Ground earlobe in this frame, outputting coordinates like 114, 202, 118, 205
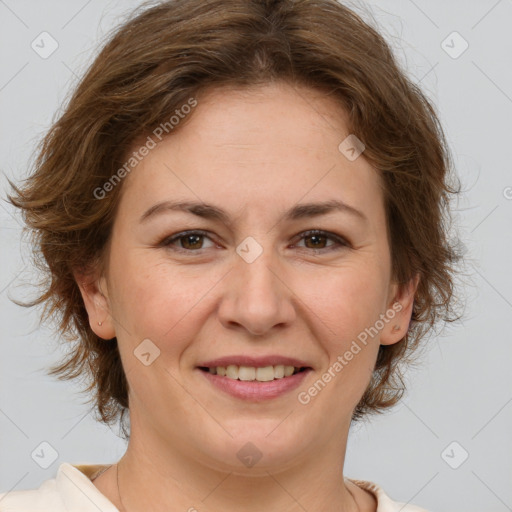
380, 273, 420, 346
73, 270, 116, 340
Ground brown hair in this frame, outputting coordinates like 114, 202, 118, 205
6, 0, 462, 438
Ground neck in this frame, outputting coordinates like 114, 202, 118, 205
106, 417, 366, 512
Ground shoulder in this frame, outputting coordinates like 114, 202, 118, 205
347, 477, 432, 512
0, 463, 117, 512
0, 476, 64, 511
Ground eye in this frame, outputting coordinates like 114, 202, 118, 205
292, 230, 350, 253
160, 230, 215, 252
159, 229, 350, 255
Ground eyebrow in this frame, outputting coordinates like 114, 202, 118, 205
139, 199, 368, 225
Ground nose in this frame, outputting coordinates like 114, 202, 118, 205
217, 246, 296, 337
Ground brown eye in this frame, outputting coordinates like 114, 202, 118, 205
179, 233, 205, 250
303, 233, 329, 249
294, 230, 349, 253
161, 230, 215, 252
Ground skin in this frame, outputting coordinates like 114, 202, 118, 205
76, 80, 418, 512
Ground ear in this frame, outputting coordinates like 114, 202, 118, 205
73, 267, 116, 340
380, 273, 420, 346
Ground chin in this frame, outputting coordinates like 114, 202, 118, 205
193, 421, 312, 475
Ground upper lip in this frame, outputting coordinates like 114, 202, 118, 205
197, 355, 312, 368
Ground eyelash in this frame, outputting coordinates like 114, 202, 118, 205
159, 229, 350, 255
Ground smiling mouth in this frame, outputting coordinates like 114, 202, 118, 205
198, 365, 309, 382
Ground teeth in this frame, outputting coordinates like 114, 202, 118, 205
274, 365, 285, 378
256, 366, 274, 382
226, 365, 239, 379
207, 364, 301, 381
238, 366, 256, 381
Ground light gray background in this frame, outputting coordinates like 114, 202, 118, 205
0, 1, 511, 511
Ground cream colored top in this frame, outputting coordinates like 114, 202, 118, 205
0, 463, 431, 511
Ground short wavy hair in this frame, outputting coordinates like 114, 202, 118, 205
7, 0, 462, 439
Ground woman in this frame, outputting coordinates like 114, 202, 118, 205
0, 0, 460, 510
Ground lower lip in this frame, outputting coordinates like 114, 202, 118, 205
198, 368, 311, 401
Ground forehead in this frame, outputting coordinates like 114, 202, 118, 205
186, 82, 351, 156
117, 81, 384, 224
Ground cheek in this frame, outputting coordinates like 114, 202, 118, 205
298, 260, 390, 340
305, 266, 387, 401
109, 250, 222, 342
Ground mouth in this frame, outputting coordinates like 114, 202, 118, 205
196, 357, 313, 401
198, 364, 309, 382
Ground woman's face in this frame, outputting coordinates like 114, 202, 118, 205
84, 81, 415, 472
